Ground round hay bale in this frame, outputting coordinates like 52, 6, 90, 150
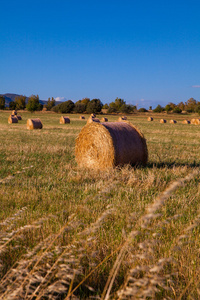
27, 118, 43, 130
87, 116, 100, 124
90, 113, 96, 118
169, 120, 177, 124
8, 115, 18, 124
75, 121, 148, 170
12, 110, 17, 115
122, 116, 127, 120
118, 116, 127, 121
182, 120, 190, 124
160, 119, 166, 123
16, 115, 22, 120
147, 117, 153, 121
60, 116, 70, 124
191, 118, 196, 124
79, 115, 85, 120
101, 117, 108, 122
193, 119, 200, 125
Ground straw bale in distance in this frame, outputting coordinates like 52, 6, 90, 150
8, 115, 18, 124
160, 119, 166, 123
60, 116, 70, 124
118, 116, 127, 121
87, 116, 100, 124
182, 120, 190, 124
169, 120, 177, 124
191, 119, 196, 124
192, 119, 200, 125
147, 117, 153, 121
12, 110, 17, 115
79, 115, 85, 119
27, 118, 43, 130
75, 121, 148, 170
90, 113, 96, 118
16, 115, 22, 120
101, 117, 108, 122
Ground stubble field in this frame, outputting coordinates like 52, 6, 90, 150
0, 111, 199, 299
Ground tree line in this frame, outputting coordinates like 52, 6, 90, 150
0, 94, 200, 115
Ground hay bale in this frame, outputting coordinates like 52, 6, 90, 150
12, 110, 17, 115
192, 119, 200, 125
147, 117, 153, 121
90, 113, 96, 118
182, 120, 190, 124
79, 115, 85, 120
27, 118, 43, 130
87, 116, 100, 124
75, 121, 148, 170
16, 115, 22, 120
118, 116, 127, 121
169, 120, 177, 124
8, 115, 18, 124
101, 117, 108, 122
60, 116, 70, 124
160, 119, 166, 123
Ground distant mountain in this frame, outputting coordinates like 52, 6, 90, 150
0, 93, 49, 107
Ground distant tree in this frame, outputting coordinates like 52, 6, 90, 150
120, 104, 136, 113
107, 102, 117, 113
114, 98, 126, 111
173, 107, 182, 113
149, 106, 152, 110
177, 101, 185, 111
0, 96, 5, 109
74, 100, 86, 113
86, 98, 103, 114
168, 102, 176, 110
51, 105, 59, 113
138, 107, 148, 112
195, 103, 200, 114
46, 97, 56, 111
165, 104, 172, 113
9, 101, 16, 110
81, 98, 90, 106
102, 103, 109, 109
185, 98, 197, 112
26, 95, 42, 112
153, 104, 164, 113
15, 95, 26, 110
54, 100, 75, 113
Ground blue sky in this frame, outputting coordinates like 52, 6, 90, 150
1, 0, 200, 108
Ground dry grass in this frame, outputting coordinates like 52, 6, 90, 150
0, 111, 200, 299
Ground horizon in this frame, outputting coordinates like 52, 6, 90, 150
1, 0, 200, 108
1, 92, 199, 110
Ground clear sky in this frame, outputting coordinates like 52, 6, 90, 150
1, 0, 200, 108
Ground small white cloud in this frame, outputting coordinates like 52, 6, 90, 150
192, 85, 200, 88
55, 96, 67, 102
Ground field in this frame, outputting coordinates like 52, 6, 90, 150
0, 111, 200, 299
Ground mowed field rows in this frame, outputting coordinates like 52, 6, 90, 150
0, 111, 200, 299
